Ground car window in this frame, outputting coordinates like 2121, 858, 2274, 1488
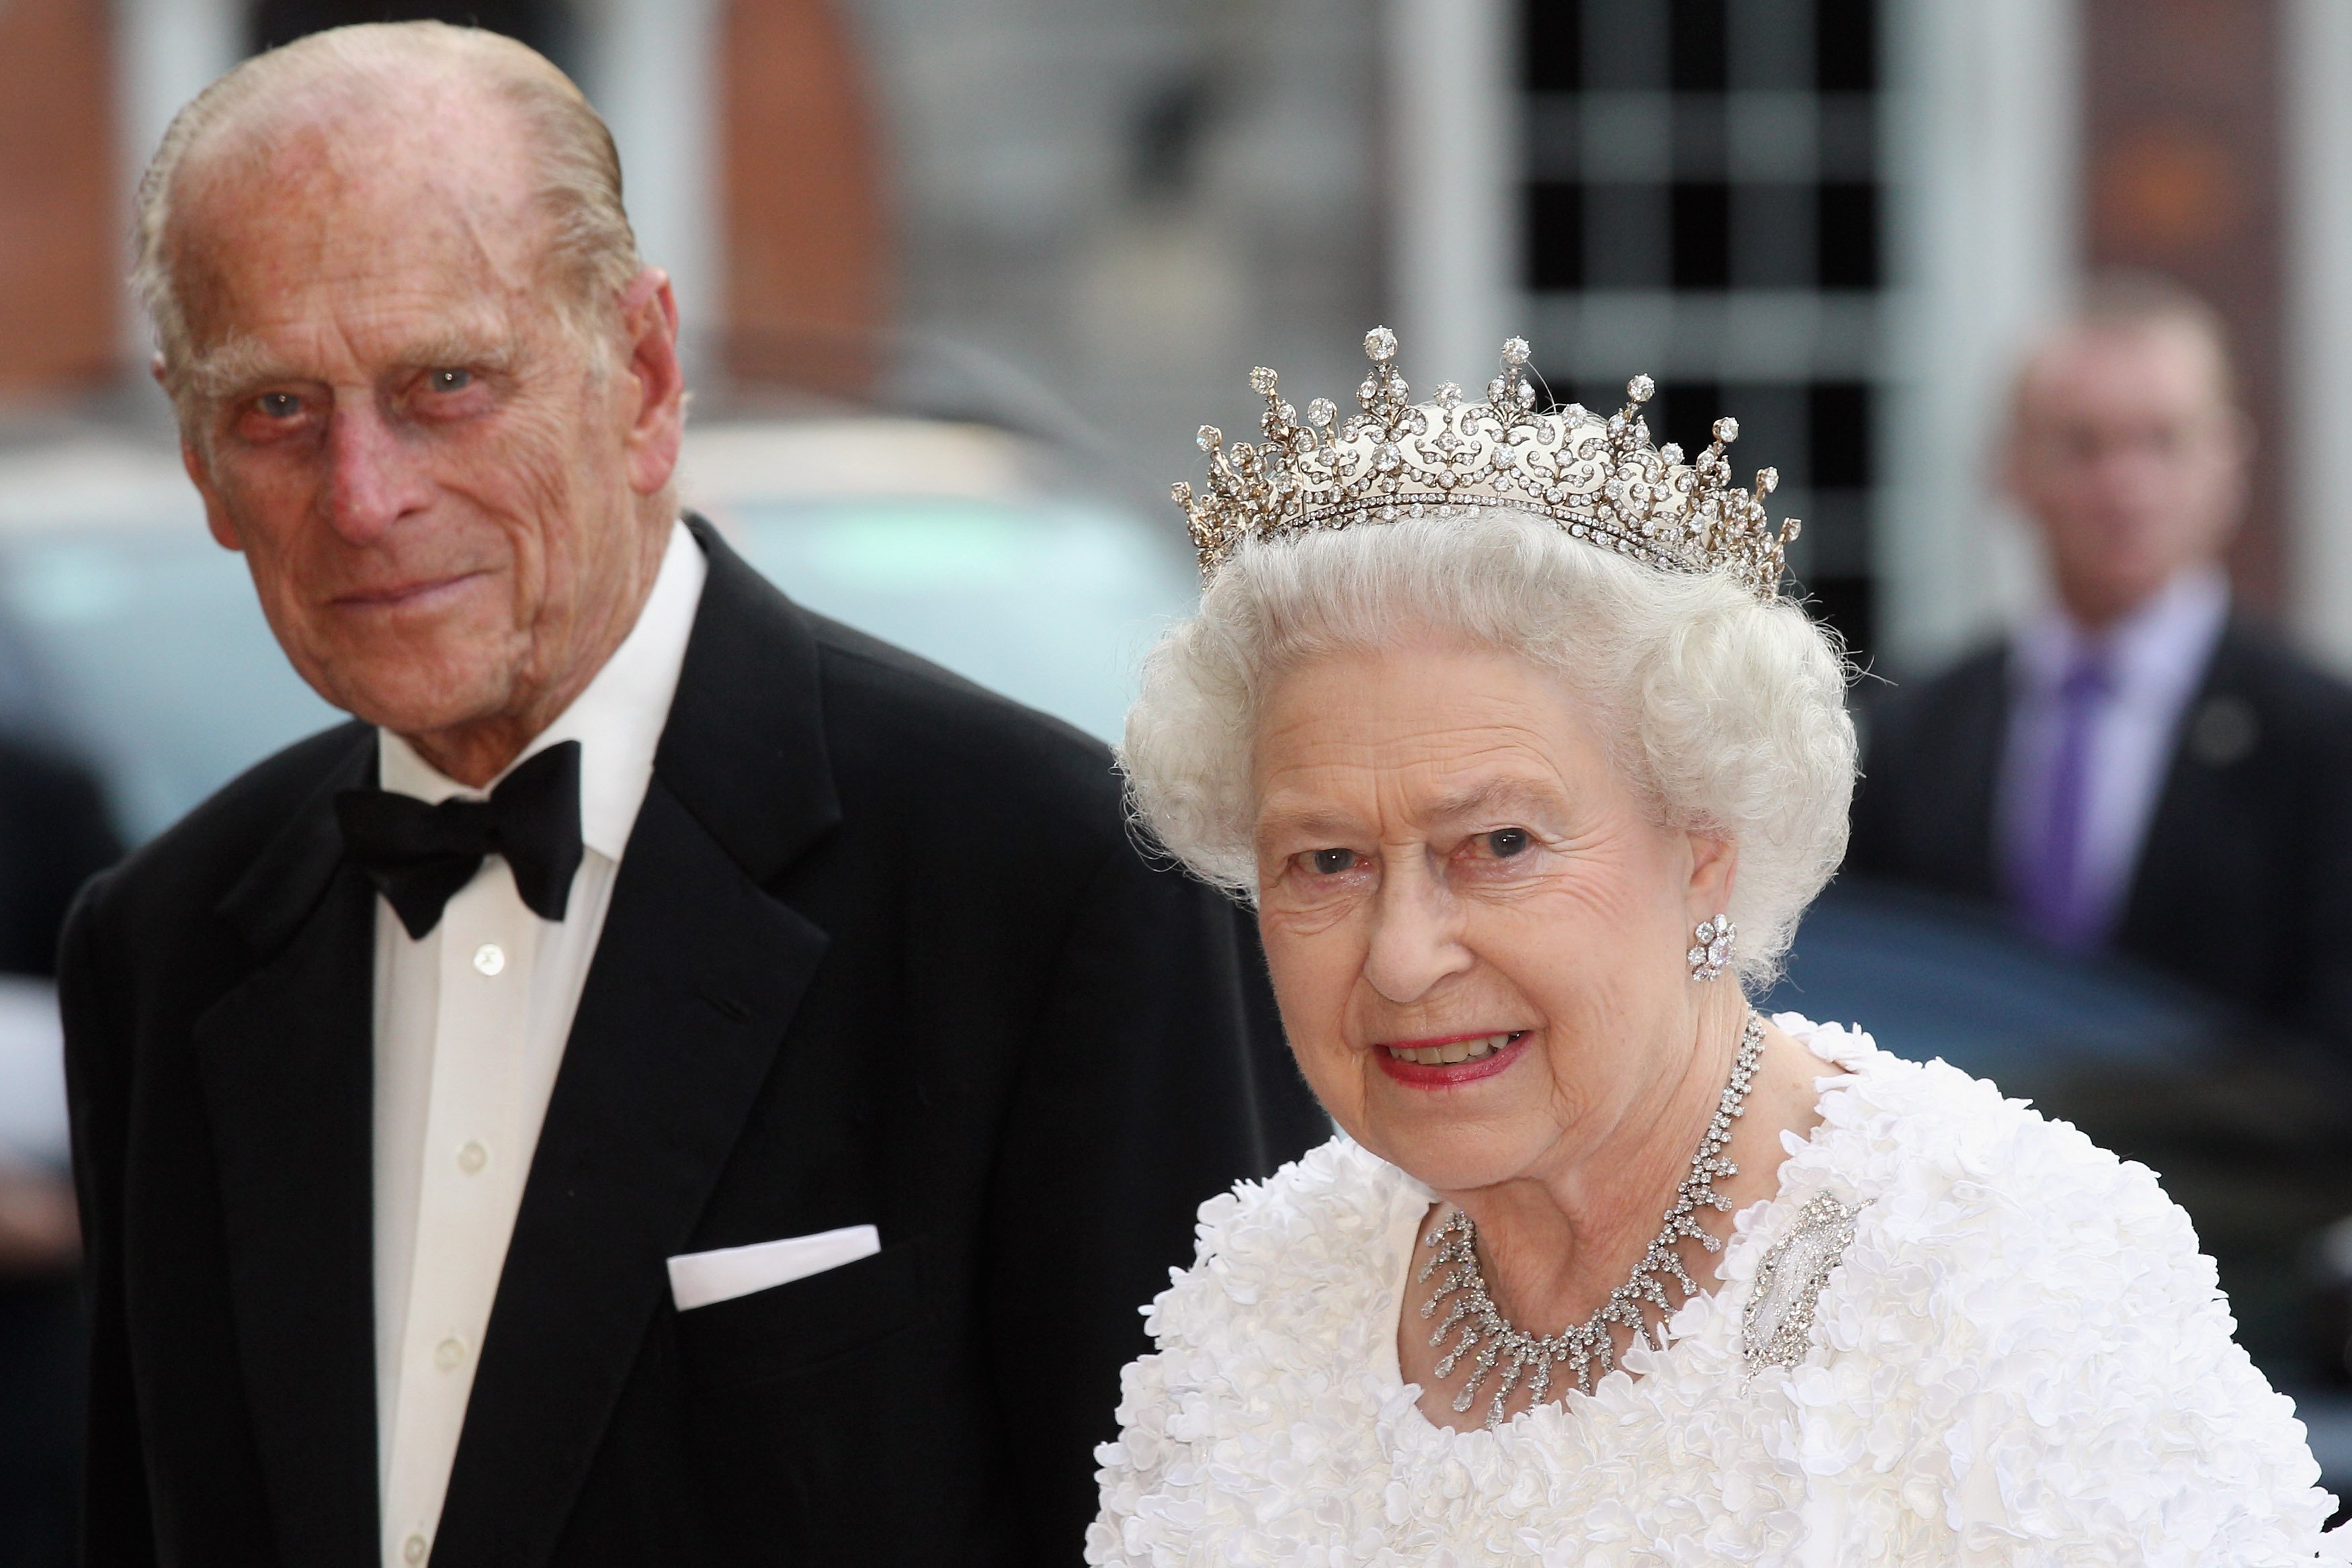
716, 494, 1196, 746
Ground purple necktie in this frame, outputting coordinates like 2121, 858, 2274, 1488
2013, 648, 2114, 949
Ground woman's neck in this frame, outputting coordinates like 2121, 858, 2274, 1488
1450, 989, 1745, 1313
1405, 994, 1835, 1427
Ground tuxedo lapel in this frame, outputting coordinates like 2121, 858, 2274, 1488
429, 522, 841, 1568
195, 726, 381, 1567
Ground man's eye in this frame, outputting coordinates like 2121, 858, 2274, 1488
427, 367, 472, 393
253, 392, 302, 419
1484, 828, 1531, 858
1307, 847, 1357, 875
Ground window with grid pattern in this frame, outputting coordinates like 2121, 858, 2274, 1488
1520, 0, 1881, 659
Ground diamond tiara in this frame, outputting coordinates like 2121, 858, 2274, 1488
1173, 326, 1801, 601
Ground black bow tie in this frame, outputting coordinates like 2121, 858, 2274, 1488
336, 740, 586, 939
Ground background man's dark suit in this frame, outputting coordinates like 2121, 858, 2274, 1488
62, 522, 1327, 1566
1848, 620, 2352, 1047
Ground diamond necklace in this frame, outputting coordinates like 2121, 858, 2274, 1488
1415, 1012, 1766, 1430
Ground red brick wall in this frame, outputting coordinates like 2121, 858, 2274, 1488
720, 0, 890, 395
2082, 0, 2285, 613
0, 0, 118, 398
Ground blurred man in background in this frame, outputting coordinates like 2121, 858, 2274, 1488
0, 738, 120, 1568
1850, 273, 2352, 1049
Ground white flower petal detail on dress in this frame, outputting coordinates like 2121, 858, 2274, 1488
1087, 1014, 2346, 1565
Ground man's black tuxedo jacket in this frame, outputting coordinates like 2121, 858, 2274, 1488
60, 519, 1327, 1567
1847, 620, 2352, 1046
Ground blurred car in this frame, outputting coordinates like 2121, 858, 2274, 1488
1767, 875, 2352, 1493
684, 418, 1199, 750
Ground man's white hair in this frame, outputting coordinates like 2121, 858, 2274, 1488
132, 21, 642, 413
1120, 511, 1858, 987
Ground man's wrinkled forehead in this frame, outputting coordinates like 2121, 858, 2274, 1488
169, 87, 545, 351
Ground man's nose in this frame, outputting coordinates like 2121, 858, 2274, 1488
1361, 856, 1473, 1004
321, 400, 428, 543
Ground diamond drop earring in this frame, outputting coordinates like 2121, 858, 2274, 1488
1688, 914, 1734, 982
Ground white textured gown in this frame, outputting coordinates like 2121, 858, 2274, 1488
1088, 1016, 2349, 1565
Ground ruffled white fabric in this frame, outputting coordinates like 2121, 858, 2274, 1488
1089, 1015, 2347, 1565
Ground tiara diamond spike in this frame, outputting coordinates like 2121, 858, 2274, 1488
1175, 329, 1803, 599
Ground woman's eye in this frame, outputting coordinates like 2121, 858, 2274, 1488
427, 367, 472, 393
1307, 847, 1357, 875
1483, 828, 1531, 859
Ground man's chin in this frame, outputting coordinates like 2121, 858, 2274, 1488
310, 662, 513, 742
291, 607, 517, 715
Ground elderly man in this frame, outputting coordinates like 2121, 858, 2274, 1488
1850, 273, 2352, 1046
62, 23, 1322, 1567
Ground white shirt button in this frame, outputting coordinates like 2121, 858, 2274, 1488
457, 1141, 488, 1175
433, 1337, 466, 1373
404, 1533, 429, 1563
472, 943, 505, 976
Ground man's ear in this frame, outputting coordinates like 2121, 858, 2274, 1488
616, 266, 684, 498
181, 443, 242, 552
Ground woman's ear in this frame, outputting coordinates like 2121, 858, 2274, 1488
1685, 832, 1738, 920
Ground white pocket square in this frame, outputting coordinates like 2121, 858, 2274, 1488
667, 1224, 882, 1311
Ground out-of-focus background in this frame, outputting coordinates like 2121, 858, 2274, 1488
6, 0, 2352, 1555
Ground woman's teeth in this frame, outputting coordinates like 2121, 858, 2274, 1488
1384, 1032, 1517, 1066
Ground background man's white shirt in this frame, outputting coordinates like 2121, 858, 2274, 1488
370, 520, 705, 1568
1996, 564, 2228, 944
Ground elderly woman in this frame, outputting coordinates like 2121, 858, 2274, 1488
1087, 331, 2343, 1563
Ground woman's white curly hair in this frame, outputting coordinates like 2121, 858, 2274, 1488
1119, 509, 1857, 986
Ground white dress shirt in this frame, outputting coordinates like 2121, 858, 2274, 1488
1995, 564, 2230, 945
371, 520, 706, 1568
